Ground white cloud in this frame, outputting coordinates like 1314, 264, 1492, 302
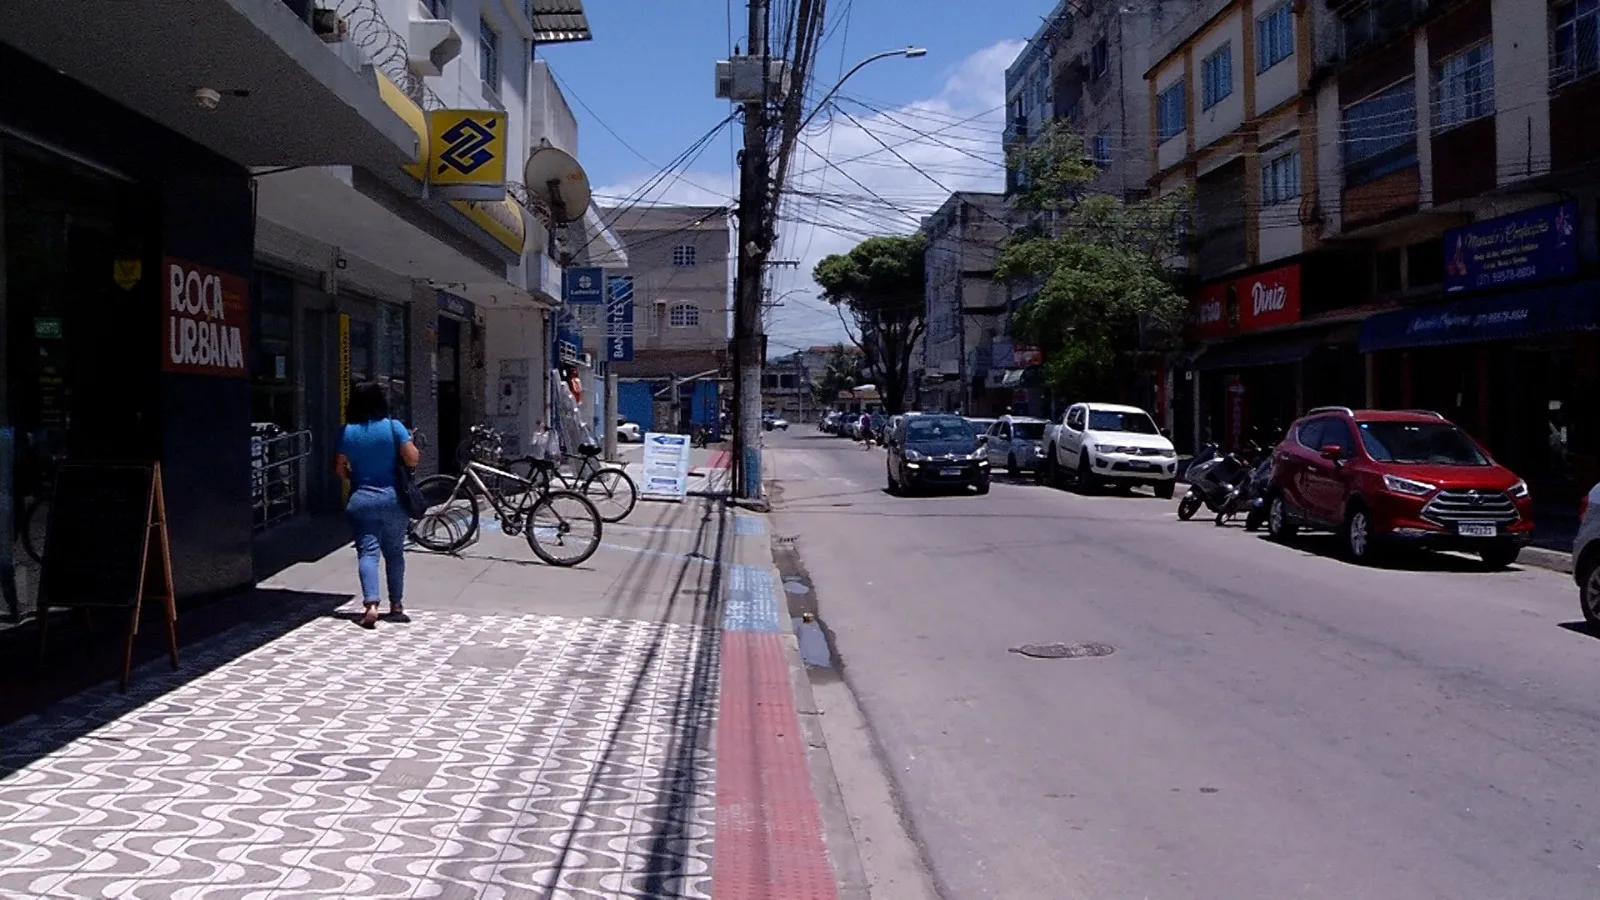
592, 39, 1023, 356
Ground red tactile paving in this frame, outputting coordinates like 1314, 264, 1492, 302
707, 450, 732, 469
713, 631, 839, 900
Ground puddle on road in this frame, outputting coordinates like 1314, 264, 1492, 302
793, 616, 834, 668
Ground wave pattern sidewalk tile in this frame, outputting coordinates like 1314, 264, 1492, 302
0, 611, 718, 899
712, 631, 839, 900
722, 566, 780, 634
731, 516, 765, 537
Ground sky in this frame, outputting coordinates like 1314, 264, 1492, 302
539, 1, 1050, 356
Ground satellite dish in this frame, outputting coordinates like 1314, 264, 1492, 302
523, 140, 591, 224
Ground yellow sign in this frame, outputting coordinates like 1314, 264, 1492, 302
427, 109, 507, 196
449, 197, 525, 254
113, 258, 142, 290
339, 313, 351, 503
375, 74, 428, 181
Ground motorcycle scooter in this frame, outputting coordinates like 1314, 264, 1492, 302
1177, 442, 1254, 521
1215, 454, 1273, 528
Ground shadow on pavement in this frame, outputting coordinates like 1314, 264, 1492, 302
0, 586, 353, 770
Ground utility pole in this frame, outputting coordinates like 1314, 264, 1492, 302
731, 0, 770, 503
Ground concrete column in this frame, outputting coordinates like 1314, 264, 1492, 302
604, 371, 619, 460
1192, 369, 1203, 454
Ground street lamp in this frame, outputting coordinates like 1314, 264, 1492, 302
797, 47, 927, 135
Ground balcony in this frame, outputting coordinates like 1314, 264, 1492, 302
0, 0, 420, 167
1335, 0, 1430, 63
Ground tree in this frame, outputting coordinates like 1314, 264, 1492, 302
809, 343, 861, 407
813, 233, 927, 413
996, 121, 1190, 399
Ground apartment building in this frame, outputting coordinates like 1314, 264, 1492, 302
596, 205, 732, 433
919, 192, 1011, 415
0, 0, 613, 614
1151, 0, 1600, 504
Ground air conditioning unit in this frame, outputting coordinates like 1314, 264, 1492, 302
715, 57, 793, 103
409, 18, 462, 76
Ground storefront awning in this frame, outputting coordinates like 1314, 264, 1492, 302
1194, 323, 1362, 371
1358, 281, 1600, 353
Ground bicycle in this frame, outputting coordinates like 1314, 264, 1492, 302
409, 453, 603, 567
459, 424, 638, 524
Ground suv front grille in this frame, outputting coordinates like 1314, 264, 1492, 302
1422, 489, 1519, 526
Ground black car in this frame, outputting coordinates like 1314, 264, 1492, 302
886, 414, 990, 495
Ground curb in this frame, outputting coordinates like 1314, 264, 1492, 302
1521, 545, 1574, 576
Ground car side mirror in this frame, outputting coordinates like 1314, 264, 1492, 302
1319, 444, 1343, 461
976, 435, 988, 444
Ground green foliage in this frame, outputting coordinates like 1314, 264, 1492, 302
810, 343, 861, 406
996, 122, 1191, 397
813, 233, 927, 413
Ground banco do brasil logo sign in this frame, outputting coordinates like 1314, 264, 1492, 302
437, 116, 499, 177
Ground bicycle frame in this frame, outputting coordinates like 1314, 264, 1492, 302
454, 458, 540, 526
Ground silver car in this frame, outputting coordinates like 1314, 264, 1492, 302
982, 415, 1049, 475
1575, 482, 1600, 625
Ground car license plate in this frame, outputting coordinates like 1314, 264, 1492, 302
940, 467, 962, 476
1459, 523, 1497, 537
1126, 460, 1153, 470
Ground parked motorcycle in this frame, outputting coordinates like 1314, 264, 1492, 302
1215, 454, 1273, 528
1177, 442, 1254, 521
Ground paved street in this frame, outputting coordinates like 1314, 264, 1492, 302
765, 430, 1600, 900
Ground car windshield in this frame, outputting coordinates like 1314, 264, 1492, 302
1359, 421, 1489, 465
1011, 422, 1046, 440
906, 417, 975, 443
1087, 410, 1160, 434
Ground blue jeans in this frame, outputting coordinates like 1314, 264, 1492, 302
346, 485, 407, 605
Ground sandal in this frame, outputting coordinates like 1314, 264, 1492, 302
389, 602, 405, 617
359, 604, 380, 629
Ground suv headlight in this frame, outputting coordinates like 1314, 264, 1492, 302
904, 449, 923, 461
967, 448, 987, 461
1382, 474, 1437, 497
1507, 479, 1530, 499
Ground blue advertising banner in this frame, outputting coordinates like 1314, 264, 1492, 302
1359, 280, 1600, 353
564, 266, 604, 304
1443, 201, 1578, 294
606, 275, 635, 362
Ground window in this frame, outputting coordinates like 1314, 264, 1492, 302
1432, 42, 1494, 131
1086, 409, 1160, 433
1091, 38, 1109, 79
1256, 2, 1294, 73
1553, 0, 1599, 85
1358, 421, 1489, 465
479, 18, 499, 94
1157, 82, 1187, 142
1341, 79, 1417, 185
1406, 238, 1444, 287
571, 304, 600, 328
668, 303, 700, 328
1092, 132, 1112, 168
1202, 44, 1233, 109
1261, 149, 1301, 205
425, 0, 449, 18
672, 244, 697, 267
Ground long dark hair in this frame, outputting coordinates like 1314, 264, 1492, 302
346, 381, 390, 424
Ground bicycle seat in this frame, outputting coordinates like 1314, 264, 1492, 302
577, 441, 601, 457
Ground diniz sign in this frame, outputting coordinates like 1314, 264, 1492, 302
1192, 263, 1303, 338
162, 258, 249, 378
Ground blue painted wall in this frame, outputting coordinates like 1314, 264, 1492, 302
618, 381, 654, 432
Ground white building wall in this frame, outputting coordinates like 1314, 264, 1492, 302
1252, 8, 1298, 113
1192, 13, 1244, 151
1492, 0, 1552, 185
1155, 63, 1187, 172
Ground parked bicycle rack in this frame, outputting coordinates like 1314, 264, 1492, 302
251, 426, 313, 532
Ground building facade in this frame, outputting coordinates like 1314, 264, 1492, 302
919, 192, 1010, 415
0, 0, 611, 621
1149, 0, 1600, 510
597, 205, 731, 434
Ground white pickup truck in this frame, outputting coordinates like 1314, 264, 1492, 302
1039, 402, 1178, 497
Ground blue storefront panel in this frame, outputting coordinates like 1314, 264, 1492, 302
1359, 281, 1600, 353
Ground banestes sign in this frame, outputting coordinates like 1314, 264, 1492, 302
162, 258, 249, 377
1191, 263, 1302, 339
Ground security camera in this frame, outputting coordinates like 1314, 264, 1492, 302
194, 88, 222, 111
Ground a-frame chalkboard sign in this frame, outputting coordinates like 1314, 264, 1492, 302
37, 461, 179, 692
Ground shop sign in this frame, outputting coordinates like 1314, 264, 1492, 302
437, 291, 475, 321
34, 318, 62, 340
1192, 263, 1302, 339
427, 109, 507, 200
990, 336, 1014, 368
1013, 343, 1043, 366
565, 267, 605, 304
1443, 201, 1577, 294
113, 257, 142, 290
162, 258, 247, 378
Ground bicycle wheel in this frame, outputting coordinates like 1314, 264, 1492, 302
20, 496, 47, 565
409, 474, 480, 552
581, 467, 638, 523
525, 490, 602, 567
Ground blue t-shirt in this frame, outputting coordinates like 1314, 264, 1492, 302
340, 418, 412, 489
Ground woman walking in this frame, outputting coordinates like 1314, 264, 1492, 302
334, 382, 420, 628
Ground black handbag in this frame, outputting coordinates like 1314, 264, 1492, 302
391, 420, 426, 519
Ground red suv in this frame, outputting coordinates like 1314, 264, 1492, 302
1264, 407, 1533, 567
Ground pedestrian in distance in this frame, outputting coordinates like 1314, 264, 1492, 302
334, 381, 421, 629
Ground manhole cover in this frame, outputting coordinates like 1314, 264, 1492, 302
1010, 642, 1115, 659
